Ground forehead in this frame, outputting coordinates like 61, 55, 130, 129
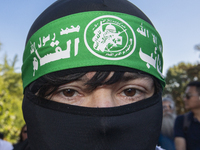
185, 86, 197, 93
162, 101, 171, 104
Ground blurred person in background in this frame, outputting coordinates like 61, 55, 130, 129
13, 124, 28, 150
158, 95, 176, 150
174, 81, 200, 150
0, 132, 13, 150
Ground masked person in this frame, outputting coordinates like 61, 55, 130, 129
21, 0, 165, 149
13, 124, 28, 150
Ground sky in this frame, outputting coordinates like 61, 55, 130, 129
0, 0, 200, 75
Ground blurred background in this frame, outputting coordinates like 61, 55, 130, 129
0, 0, 200, 143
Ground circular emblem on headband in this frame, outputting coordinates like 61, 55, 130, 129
22, 11, 165, 90
84, 15, 136, 60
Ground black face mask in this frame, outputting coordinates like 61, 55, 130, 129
23, 88, 162, 150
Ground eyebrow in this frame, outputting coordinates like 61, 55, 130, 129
77, 72, 153, 90
78, 72, 152, 83
120, 72, 152, 82
51, 72, 155, 96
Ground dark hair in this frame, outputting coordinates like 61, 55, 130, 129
187, 81, 200, 95
29, 69, 162, 98
0, 133, 4, 139
19, 124, 27, 143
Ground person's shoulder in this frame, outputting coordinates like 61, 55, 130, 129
0, 139, 12, 145
186, 111, 193, 119
176, 113, 185, 118
174, 114, 183, 126
0, 139, 13, 149
176, 112, 193, 121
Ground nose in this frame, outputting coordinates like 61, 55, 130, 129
85, 86, 117, 108
163, 105, 170, 112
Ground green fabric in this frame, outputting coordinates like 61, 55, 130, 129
22, 11, 165, 89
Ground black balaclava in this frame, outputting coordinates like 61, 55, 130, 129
23, 87, 162, 150
22, 0, 165, 149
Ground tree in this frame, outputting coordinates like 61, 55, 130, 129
163, 62, 200, 115
194, 43, 200, 51
0, 54, 25, 143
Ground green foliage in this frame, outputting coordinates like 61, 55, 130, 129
163, 62, 200, 115
0, 55, 24, 143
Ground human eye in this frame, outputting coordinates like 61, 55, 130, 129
123, 88, 137, 97
115, 74, 155, 104
56, 88, 81, 100
61, 89, 77, 97
49, 86, 84, 104
118, 86, 148, 103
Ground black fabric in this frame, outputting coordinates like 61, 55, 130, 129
26, 0, 154, 43
174, 113, 200, 150
25, 87, 159, 116
13, 139, 29, 150
23, 88, 162, 150
183, 112, 192, 134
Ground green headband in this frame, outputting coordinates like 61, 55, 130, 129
22, 11, 165, 89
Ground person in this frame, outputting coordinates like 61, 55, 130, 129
158, 95, 176, 150
13, 124, 28, 150
0, 132, 13, 150
21, 0, 165, 149
174, 81, 200, 150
